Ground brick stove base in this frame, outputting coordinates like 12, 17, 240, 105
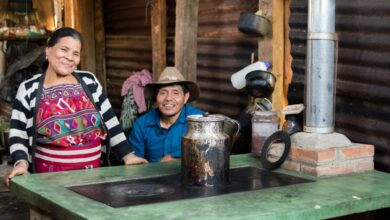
282, 143, 374, 177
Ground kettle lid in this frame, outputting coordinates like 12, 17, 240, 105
187, 113, 226, 122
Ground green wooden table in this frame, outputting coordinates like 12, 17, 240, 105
10, 154, 390, 220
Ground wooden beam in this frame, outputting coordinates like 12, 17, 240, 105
271, 0, 285, 120
258, 0, 289, 123
174, 0, 199, 82
94, 0, 107, 90
64, 0, 96, 73
151, 0, 167, 81
258, 0, 273, 62
284, 0, 293, 106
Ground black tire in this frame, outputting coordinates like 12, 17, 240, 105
260, 131, 291, 170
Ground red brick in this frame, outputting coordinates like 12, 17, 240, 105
300, 160, 373, 177
302, 164, 354, 177
281, 160, 301, 172
340, 144, 374, 160
289, 147, 336, 164
353, 160, 374, 172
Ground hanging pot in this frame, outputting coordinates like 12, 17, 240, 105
245, 70, 276, 98
238, 12, 271, 36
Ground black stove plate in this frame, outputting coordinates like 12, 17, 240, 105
68, 167, 312, 208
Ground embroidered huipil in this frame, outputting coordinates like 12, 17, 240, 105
34, 84, 106, 172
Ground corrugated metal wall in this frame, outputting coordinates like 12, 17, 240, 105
104, 0, 259, 119
103, 0, 152, 115
289, 0, 390, 172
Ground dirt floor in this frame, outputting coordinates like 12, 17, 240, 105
0, 164, 30, 220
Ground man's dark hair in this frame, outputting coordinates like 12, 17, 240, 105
154, 84, 189, 97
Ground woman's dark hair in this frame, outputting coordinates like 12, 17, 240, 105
41, 27, 83, 71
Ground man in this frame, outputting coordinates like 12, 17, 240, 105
128, 67, 203, 163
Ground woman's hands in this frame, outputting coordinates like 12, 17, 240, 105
4, 160, 29, 188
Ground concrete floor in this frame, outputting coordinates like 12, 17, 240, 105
0, 164, 29, 220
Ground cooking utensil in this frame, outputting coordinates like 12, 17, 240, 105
260, 131, 291, 170
238, 12, 271, 36
245, 70, 276, 98
182, 113, 233, 187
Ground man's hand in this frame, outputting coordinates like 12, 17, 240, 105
122, 153, 149, 165
4, 161, 29, 188
159, 154, 179, 163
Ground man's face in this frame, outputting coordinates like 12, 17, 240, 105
156, 84, 189, 118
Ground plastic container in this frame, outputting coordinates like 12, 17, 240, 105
231, 61, 271, 90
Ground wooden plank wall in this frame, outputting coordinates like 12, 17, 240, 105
94, 0, 107, 89
103, 0, 152, 115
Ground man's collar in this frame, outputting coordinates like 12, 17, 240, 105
177, 105, 188, 124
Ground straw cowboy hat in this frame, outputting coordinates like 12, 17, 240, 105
144, 67, 200, 102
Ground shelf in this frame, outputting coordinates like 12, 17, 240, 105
0, 36, 48, 41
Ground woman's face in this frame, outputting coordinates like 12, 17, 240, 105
45, 36, 81, 76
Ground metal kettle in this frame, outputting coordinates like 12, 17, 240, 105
181, 113, 235, 187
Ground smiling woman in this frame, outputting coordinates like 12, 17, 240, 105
3, 27, 148, 188
43, 28, 82, 87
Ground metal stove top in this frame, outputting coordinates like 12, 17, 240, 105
68, 167, 311, 208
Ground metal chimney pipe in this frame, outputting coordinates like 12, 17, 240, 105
304, 0, 338, 133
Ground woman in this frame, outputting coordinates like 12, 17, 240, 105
4, 27, 147, 187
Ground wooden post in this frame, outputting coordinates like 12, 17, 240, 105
271, 0, 285, 120
94, 0, 107, 89
64, 0, 96, 74
174, 0, 199, 82
151, 0, 167, 81
258, 0, 291, 124
258, 0, 273, 62
284, 0, 293, 107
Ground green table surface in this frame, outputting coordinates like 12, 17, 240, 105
11, 154, 390, 220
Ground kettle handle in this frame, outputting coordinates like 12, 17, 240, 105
225, 118, 241, 137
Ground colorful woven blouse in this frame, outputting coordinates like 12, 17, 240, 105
34, 83, 106, 172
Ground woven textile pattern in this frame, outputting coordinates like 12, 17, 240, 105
36, 84, 106, 147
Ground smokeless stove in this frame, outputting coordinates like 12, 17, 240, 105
68, 166, 312, 208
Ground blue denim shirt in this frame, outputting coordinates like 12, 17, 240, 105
129, 104, 204, 162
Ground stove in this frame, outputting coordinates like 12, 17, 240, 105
68, 167, 311, 208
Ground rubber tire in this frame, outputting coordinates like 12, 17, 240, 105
260, 131, 291, 170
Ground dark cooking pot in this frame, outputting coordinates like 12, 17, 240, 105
238, 12, 271, 36
245, 70, 276, 98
